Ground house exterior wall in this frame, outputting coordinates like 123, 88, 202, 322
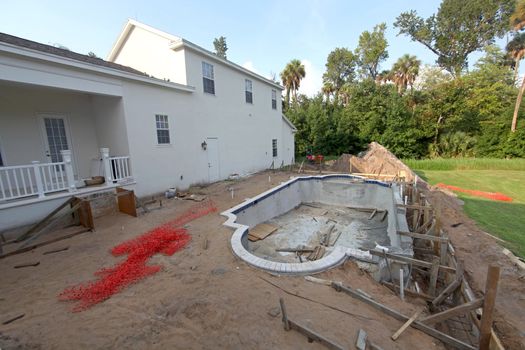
111, 26, 187, 85
0, 84, 100, 178
281, 119, 296, 165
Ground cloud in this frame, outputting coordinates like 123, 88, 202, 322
242, 61, 259, 74
298, 59, 322, 97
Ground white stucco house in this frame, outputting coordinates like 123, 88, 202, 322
0, 19, 296, 230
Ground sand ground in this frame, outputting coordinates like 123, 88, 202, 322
0, 170, 522, 349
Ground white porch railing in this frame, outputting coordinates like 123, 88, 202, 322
0, 148, 132, 202
109, 156, 132, 182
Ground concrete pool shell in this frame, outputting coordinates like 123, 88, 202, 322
221, 174, 412, 276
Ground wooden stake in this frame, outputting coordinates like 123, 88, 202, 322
420, 299, 483, 325
391, 309, 423, 341
428, 256, 440, 297
479, 266, 500, 350
279, 298, 290, 331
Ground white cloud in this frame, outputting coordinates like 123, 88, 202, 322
298, 59, 322, 97
242, 61, 259, 75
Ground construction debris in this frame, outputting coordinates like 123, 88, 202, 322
13, 261, 40, 269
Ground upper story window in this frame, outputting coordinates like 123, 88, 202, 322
245, 79, 253, 104
271, 90, 277, 110
272, 139, 278, 157
155, 114, 170, 144
202, 62, 215, 94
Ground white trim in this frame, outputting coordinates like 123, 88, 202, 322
107, 19, 182, 61
0, 41, 195, 93
171, 38, 284, 90
282, 114, 297, 132
108, 19, 283, 91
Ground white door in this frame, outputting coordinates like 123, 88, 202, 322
206, 137, 220, 182
40, 115, 72, 163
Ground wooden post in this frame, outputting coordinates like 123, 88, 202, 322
60, 150, 76, 192
429, 256, 440, 296
479, 266, 500, 350
31, 161, 45, 198
279, 298, 290, 331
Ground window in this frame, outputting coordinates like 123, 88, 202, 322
202, 62, 215, 94
272, 139, 278, 157
245, 79, 253, 103
155, 114, 170, 144
271, 89, 277, 110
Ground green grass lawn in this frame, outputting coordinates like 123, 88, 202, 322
408, 161, 525, 258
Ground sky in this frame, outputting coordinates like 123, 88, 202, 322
0, 0, 509, 95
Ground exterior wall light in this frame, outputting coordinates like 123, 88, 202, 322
201, 141, 207, 150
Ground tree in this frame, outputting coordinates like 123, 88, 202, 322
322, 48, 357, 98
506, 32, 525, 82
280, 59, 306, 106
391, 54, 421, 94
355, 23, 389, 80
510, 0, 525, 30
394, 0, 515, 77
213, 36, 228, 59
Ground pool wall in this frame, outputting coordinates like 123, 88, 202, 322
221, 174, 411, 275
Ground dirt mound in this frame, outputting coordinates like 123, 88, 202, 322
330, 142, 416, 182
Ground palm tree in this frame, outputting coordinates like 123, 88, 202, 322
507, 33, 525, 83
511, 0, 525, 31
391, 54, 421, 94
280, 59, 306, 106
509, 1, 525, 132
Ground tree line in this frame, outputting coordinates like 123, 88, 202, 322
279, 0, 525, 159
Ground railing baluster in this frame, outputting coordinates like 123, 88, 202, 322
13, 168, 21, 197
0, 170, 6, 199
20, 168, 27, 195
26, 167, 34, 195
5, 169, 13, 197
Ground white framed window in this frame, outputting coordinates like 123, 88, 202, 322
202, 62, 215, 94
245, 79, 253, 104
272, 139, 277, 157
155, 114, 170, 144
271, 89, 277, 110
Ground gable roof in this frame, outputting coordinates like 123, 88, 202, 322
0, 32, 147, 76
282, 114, 297, 132
0, 32, 194, 92
108, 19, 284, 90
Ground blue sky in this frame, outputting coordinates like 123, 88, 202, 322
0, 0, 507, 95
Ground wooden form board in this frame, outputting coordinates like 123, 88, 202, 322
116, 187, 137, 217
248, 223, 278, 241
72, 197, 94, 230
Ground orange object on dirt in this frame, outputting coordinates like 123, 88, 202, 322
436, 183, 513, 202
59, 199, 217, 312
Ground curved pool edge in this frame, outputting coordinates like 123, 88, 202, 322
221, 174, 390, 275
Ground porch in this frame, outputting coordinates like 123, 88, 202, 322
0, 147, 132, 203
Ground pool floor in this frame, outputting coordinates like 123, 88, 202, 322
248, 202, 390, 263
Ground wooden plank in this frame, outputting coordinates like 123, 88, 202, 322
369, 250, 456, 273
429, 256, 440, 296
42, 246, 69, 255
77, 199, 95, 229
381, 281, 434, 301
431, 279, 461, 307
276, 247, 315, 253
247, 223, 278, 241
2, 313, 25, 325
13, 261, 40, 268
331, 282, 476, 350
391, 309, 423, 341
368, 209, 377, 220
397, 204, 433, 210
420, 299, 483, 325
19, 201, 83, 248
117, 188, 137, 217
479, 266, 500, 350
356, 329, 367, 350
14, 197, 75, 242
279, 297, 344, 350
398, 231, 449, 242
0, 228, 90, 259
